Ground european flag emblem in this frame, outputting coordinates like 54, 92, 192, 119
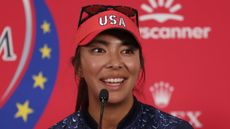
0, 0, 59, 128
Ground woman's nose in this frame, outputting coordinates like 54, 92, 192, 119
106, 53, 124, 69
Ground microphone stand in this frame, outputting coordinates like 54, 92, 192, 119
99, 99, 106, 129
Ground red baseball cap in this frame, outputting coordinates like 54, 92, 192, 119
75, 10, 141, 46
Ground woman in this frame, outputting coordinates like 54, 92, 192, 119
51, 5, 193, 129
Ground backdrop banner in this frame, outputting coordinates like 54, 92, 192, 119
0, 0, 230, 129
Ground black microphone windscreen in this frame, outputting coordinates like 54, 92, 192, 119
99, 89, 109, 103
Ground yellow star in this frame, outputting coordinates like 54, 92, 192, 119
41, 21, 51, 33
40, 44, 51, 59
32, 72, 47, 90
15, 100, 33, 122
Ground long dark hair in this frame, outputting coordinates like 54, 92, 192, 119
72, 29, 145, 111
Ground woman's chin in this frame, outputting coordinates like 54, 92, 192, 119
107, 93, 131, 105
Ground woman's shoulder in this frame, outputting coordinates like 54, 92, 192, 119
135, 102, 194, 129
49, 111, 89, 129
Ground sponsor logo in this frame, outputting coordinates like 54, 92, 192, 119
139, 0, 211, 40
149, 81, 203, 128
149, 81, 174, 108
140, 0, 184, 23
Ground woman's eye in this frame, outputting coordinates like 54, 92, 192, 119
91, 48, 105, 53
121, 49, 135, 55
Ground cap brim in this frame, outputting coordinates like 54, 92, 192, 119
78, 27, 141, 46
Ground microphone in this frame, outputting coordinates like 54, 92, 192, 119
98, 89, 109, 129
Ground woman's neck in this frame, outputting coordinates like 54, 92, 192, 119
88, 96, 134, 129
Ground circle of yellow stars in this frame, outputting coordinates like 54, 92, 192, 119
14, 20, 52, 122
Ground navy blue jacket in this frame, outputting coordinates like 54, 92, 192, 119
51, 98, 193, 129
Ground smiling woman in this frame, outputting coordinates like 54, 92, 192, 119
50, 5, 194, 129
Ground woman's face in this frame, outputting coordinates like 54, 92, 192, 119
79, 33, 141, 104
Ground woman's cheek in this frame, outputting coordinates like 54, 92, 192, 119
81, 56, 106, 73
124, 58, 141, 73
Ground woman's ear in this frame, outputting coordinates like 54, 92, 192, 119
76, 66, 83, 77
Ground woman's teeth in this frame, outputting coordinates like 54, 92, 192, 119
103, 78, 124, 83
